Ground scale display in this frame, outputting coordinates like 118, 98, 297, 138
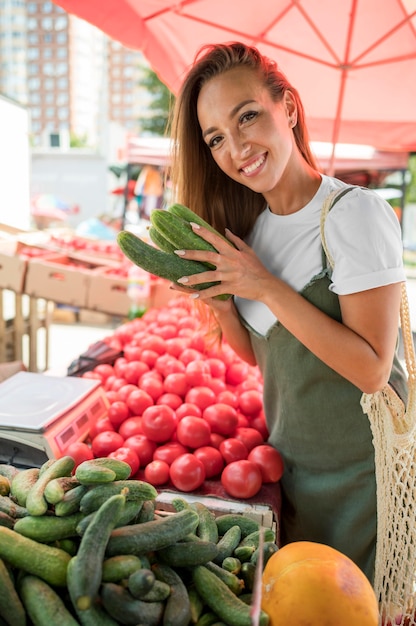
0, 372, 108, 467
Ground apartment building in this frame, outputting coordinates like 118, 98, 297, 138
0, 0, 152, 149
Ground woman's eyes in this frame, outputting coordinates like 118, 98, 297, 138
240, 110, 258, 124
208, 135, 223, 149
207, 111, 258, 148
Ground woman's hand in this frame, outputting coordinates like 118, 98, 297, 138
174, 223, 276, 303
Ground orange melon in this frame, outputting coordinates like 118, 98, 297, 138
261, 541, 379, 626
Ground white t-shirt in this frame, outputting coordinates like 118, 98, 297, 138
234, 175, 406, 336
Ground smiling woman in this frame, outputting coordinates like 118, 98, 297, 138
167, 41, 408, 595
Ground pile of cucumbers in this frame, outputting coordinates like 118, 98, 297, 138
117, 203, 233, 300
0, 457, 275, 626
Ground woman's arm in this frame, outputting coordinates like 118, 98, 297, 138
175, 224, 402, 393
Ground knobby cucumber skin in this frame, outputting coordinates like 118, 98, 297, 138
25, 456, 75, 517
19, 574, 79, 626
168, 203, 235, 247
0, 526, 70, 587
149, 225, 177, 254
150, 209, 219, 256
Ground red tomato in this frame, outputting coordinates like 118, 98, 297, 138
118, 416, 143, 439
108, 447, 139, 476
153, 323, 178, 340
104, 375, 117, 391
238, 389, 263, 416
126, 389, 154, 415
111, 378, 128, 392
235, 427, 264, 451
107, 401, 130, 429
139, 349, 159, 368
140, 335, 166, 355
153, 441, 189, 465
105, 390, 120, 404
116, 384, 138, 403
185, 386, 216, 410
82, 371, 102, 381
179, 348, 203, 365
123, 344, 143, 362
89, 416, 115, 439
141, 405, 176, 442
210, 432, 226, 449
236, 413, 250, 428
250, 415, 269, 440
185, 360, 211, 387
194, 446, 224, 478
225, 361, 249, 386
139, 375, 164, 401
163, 373, 189, 397
65, 441, 94, 469
144, 460, 170, 485
165, 337, 190, 358
176, 416, 211, 449
189, 333, 206, 353
219, 438, 249, 464
205, 377, 227, 395
91, 431, 125, 457
217, 390, 239, 408
248, 444, 284, 483
156, 393, 183, 410
202, 403, 239, 436
169, 453, 206, 492
123, 361, 149, 385
113, 357, 128, 376
124, 434, 157, 466
206, 357, 226, 379
175, 402, 202, 421
221, 460, 262, 499
93, 363, 114, 381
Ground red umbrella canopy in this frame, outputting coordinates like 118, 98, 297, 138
53, 0, 416, 155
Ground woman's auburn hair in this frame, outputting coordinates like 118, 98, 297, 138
168, 41, 317, 239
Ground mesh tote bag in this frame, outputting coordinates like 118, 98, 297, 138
321, 187, 416, 626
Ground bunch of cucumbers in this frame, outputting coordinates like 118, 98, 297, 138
0, 457, 275, 626
117, 203, 233, 300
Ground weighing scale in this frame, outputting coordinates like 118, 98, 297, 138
0, 371, 109, 468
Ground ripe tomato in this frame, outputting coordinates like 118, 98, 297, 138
235, 427, 265, 451
89, 416, 115, 439
124, 434, 157, 467
144, 460, 170, 485
65, 441, 94, 469
185, 386, 216, 410
176, 416, 212, 449
140, 349, 159, 368
217, 390, 239, 408
179, 348, 203, 365
202, 403, 239, 436
185, 360, 211, 387
221, 460, 262, 499
139, 375, 164, 401
210, 432, 226, 449
175, 402, 202, 421
118, 416, 143, 439
194, 446, 224, 478
238, 389, 263, 416
140, 334, 166, 355
248, 444, 285, 483
123, 361, 149, 385
153, 441, 189, 465
107, 401, 130, 429
93, 363, 114, 381
116, 384, 138, 403
250, 414, 269, 440
169, 453, 206, 492
206, 357, 226, 379
91, 430, 124, 457
165, 337, 190, 358
126, 389, 154, 415
108, 446, 139, 476
156, 393, 183, 411
219, 438, 249, 464
141, 405, 176, 443
225, 361, 249, 386
163, 373, 189, 397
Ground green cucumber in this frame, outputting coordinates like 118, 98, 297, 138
239, 561, 256, 593
148, 224, 177, 253
158, 539, 219, 567
102, 554, 143, 583
0, 511, 15, 529
100, 582, 164, 626
67, 559, 119, 626
192, 565, 269, 626
222, 556, 242, 575
215, 514, 260, 538
10, 467, 40, 507
75, 457, 131, 484
0, 494, 28, 518
214, 525, 242, 564
76, 499, 142, 535
239, 527, 275, 548
152, 562, 191, 626
117, 231, 230, 297
106, 507, 199, 557
188, 585, 205, 623
204, 561, 244, 596
0, 526, 70, 587
167, 203, 234, 246
127, 567, 156, 598
54, 484, 88, 517
150, 209, 218, 258
138, 579, 171, 602
18, 574, 79, 626
14, 511, 84, 543
194, 502, 219, 544
44, 476, 80, 505
0, 464, 21, 482
0, 557, 26, 626
26, 456, 75, 516
67, 493, 125, 611
79, 480, 157, 514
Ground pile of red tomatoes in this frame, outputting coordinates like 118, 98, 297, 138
67, 297, 284, 500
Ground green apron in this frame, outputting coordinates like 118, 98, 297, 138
242, 255, 407, 583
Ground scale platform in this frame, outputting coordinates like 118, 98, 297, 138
0, 371, 109, 468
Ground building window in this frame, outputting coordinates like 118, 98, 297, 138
43, 48, 53, 58
28, 63, 39, 75
42, 1, 53, 12
27, 18, 38, 30
57, 77, 68, 89
42, 17, 53, 30
56, 31, 67, 43
54, 16, 67, 30
43, 32, 53, 43
44, 78, 54, 90
28, 33, 39, 44
43, 61, 54, 75
46, 107, 55, 118
28, 77, 40, 90
27, 3, 37, 14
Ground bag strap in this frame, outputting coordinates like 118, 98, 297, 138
320, 187, 416, 381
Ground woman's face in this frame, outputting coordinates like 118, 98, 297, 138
197, 67, 297, 196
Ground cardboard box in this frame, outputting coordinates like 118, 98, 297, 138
24, 254, 101, 308
86, 267, 131, 317
0, 241, 28, 293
